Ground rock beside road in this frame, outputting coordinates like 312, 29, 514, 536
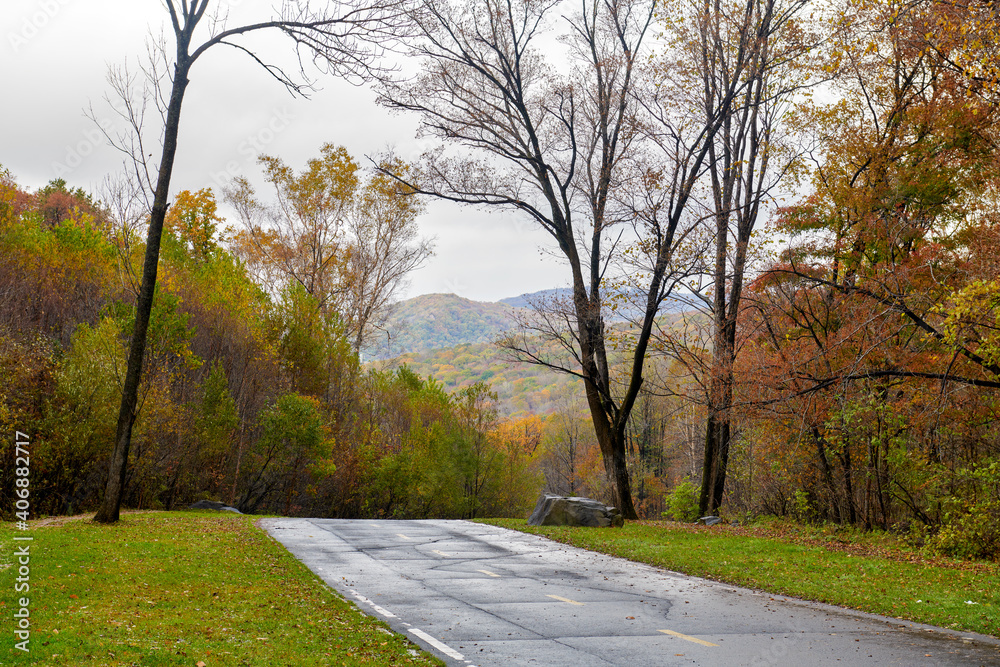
527, 494, 624, 528
189, 500, 242, 514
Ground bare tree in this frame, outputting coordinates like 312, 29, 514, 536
607, 0, 819, 516
379, 0, 781, 518
98, 171, 149, 300
94, 0, 409, 524
688, 0, 819, 515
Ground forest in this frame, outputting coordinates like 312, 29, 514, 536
0, 160, 541, 521
2, 0, 1000, 562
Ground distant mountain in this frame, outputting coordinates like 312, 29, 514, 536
498, 288, 572, 309
370, 288, 700, 416
369, 293, 519, 360
501, 286, 694, 320
366, 287, 698, 361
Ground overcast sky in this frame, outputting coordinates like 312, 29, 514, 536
2, 0, 569, 302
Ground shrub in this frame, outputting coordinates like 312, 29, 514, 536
926, 459, 1000, 561
662, 478, 701, 522
927, 506, 1000, 561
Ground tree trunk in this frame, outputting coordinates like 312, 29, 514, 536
94, 57, 192, 524
841, 447, 858, 524
700, 250, 736, 515
698, 413, 717, 515
711, 415, 731, 511
608, 429, 638, 519
582, 371, 639, 519
810, 425, 842, 523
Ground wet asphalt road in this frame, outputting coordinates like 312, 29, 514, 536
262, 518, 1000, 666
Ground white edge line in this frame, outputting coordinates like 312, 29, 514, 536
408, 627, 465, 661
348, 590, 469, 663
348, 589, 397, 618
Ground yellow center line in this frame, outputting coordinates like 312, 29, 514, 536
659, 629, 719, 647
396, 533, 412, 540
432, 549, 451, 557
546, 595, 585, 606
477, 569, 501, 578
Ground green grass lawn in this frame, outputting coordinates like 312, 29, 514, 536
481, 518, 1000, 638
0, 512, 443, 666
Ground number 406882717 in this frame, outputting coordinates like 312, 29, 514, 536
14, 430, 29, 524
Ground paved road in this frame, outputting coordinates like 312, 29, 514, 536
262, 518, 1000, 666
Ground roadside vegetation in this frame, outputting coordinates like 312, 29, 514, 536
0, 511, 443, 666
0, 166, 542, 521
483, 518, 1000, 638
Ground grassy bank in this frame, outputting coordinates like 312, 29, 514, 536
0, 512, 442, 666
481, 518, 1000, 638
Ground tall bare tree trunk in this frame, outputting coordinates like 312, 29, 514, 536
94, 52, 192, 523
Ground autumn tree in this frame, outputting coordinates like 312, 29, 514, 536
35, 179, 107, 229
739, 0, 1000, 526
226, 146, 432, 352
164, 188, 226, 263
94, 0, 410, 524
759, 0, 1000, 397
344, 161, 434, 351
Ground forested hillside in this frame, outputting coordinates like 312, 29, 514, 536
370, 293, 519, 359
378, 309, 698, 418
383, 342, 581, 418
371, 288, 691, 360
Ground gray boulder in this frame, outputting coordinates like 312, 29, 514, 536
189, 499, 242, 514
528, 493, 624, 528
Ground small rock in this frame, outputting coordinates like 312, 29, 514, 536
189, 499, 242, 514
